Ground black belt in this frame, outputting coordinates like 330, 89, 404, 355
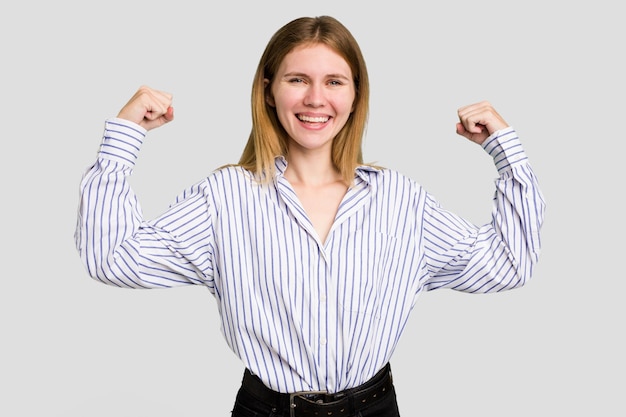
241, 363, 394, 416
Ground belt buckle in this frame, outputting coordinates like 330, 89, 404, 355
289, 390, 327, 417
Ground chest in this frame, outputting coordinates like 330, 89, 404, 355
291, 182, 348, 243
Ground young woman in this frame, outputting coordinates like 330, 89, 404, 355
75, 15, 545, 417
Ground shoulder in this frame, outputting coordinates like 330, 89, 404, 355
356, 166, 429, 213
206, 164, 255, 184
202, 165, 262, 202
357, 165, 421, 191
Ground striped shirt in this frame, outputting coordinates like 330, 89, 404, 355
75, 118, 545, 394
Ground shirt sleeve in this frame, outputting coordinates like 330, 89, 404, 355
74, 118, 216, 289
422, 127, 546, 293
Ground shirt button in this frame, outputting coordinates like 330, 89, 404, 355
320, 295, 327, 302
320, 338, 327, 345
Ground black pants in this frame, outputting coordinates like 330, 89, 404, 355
231, 364, 401, 417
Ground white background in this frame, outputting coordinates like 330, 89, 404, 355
1, 1, 624, 416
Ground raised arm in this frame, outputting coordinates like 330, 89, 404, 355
422, 102, 545, 292
74, 87, 215, 289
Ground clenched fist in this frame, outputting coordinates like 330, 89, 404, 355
117, 85, 175, 131
456, 101, 509, 145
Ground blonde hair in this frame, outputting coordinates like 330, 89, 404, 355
238, 16, 370, 185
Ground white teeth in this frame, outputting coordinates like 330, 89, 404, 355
298, 115, 329, 123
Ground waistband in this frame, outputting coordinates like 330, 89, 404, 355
241, 364, 394, 417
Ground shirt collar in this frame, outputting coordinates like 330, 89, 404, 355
273, 156, 381, 185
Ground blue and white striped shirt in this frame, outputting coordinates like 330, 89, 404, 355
75, 118, 545, 394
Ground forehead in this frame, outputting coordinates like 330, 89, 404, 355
279, 43, 352, 76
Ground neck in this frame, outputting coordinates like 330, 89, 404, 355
284, 151, 342, 187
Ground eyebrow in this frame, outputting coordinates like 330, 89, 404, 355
282, 71, 351, 81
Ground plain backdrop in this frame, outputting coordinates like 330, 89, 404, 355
1, 1, 624, 416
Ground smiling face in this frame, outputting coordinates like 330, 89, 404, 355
267, 43, 356, 155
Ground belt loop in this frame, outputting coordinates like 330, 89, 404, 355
289, 395, 296, 417
348, 391, 357, 416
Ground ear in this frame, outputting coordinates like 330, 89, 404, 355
264, 78, 275, 107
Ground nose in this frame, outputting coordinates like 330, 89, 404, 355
303, 83, 325, 107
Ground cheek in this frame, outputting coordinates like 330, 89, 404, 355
338, 97, 356, 117
273, 94, 298, 117
337, 90, 357, 113
272, 85, 300, 106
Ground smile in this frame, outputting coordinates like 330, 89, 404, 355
297, 114, 330, 123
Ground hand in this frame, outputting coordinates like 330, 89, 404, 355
455, 101, 508, 145
117, 85, 174, 131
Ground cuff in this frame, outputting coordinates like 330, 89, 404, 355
98, 118, 147, 168
481, 127, 528, 174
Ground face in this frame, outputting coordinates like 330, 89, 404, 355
267, 43, 356, 154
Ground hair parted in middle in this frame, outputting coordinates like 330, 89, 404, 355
238, 15, 370, 185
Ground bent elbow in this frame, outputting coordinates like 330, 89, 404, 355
79, 251, 148, 289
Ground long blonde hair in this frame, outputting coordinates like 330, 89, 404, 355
238, 16, 370, 185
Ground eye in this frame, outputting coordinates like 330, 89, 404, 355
328, 80, 343, 86
288, 78, 305, 84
